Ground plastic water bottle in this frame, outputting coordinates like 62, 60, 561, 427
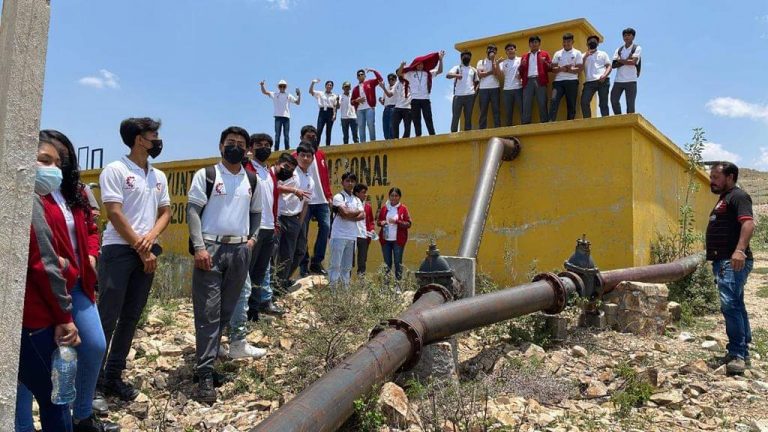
51, 346, 77, 405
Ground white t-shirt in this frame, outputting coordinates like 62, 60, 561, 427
187, 163, 261, 237
449, 65, 477, 96
613, 44, 642, 83
251, 160, 276, 230
403, 70, 436, 100
51, 189, 79, 260
392, 81, 411, 109
384, 203, 400, 241
477, 58, 500, 89
339, 93, 356, 119
331, 191, 363, 241
279, 167, 314, 216
308, 155, 328, 205
356, 202, 368, 239
584, 50, 612, 82
313, 90, 337, 109
500, 57, 522, 90
357, 83, 370, 111
100, 156, 171, 246
270, 91, 298, 117
527, 52, 539, 77
383, 84, 396, 106
552, 48, 583, 81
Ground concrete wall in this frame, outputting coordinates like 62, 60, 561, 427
82, 114, 711, 286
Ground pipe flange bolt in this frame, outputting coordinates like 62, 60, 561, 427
557, 271, 585, 297
532, 272, 567, 314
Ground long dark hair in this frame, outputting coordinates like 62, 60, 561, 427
39, 130, 91, 214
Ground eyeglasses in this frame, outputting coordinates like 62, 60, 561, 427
225, 140, 246, 147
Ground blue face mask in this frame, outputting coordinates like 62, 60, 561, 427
35, 165, 63, 195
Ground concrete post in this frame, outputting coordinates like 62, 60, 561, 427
0, 0, 51, 428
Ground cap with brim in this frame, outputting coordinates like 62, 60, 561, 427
278, 80, 288, 86
342, 81, 351, 87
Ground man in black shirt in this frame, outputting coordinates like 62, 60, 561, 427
705, 161, 755, 375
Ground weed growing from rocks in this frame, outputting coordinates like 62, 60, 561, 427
610, 361, 654, 417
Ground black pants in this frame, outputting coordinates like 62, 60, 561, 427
502, 89, 523, 126
411, 99, 435, 136
451, 94, 475, 132
276, 214, 302, 286
356, 237, 370, 275
581, 79, 610, 118
97, 244, 160, 380
247, 228, 275, 309
549, 79, 579, 120
341, 118, 358, 144
611, 81, 637, 114
316, 108, 334, 146
392, 107, 412, 138
478, 88, 501, 129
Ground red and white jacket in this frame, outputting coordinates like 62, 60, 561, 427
519, 50, 552, 87
351, 69, 383, 110
377, 204, 412, 247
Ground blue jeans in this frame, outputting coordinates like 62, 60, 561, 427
229, 273, 252, 342
382, 105, 394, 140
328, 238, 356, 287
381, 241, 405, 280
17, 326, 72, 432
713, 259, 754, 359
300, 203, 331, 271
17, 285, 106, 427
274, 116, 290, 150
357, 108, 376, 142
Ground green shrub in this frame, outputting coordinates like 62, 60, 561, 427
611, 362, 654, 417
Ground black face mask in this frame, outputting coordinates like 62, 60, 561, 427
587, 41, 598, 50
254, 147, 272, 162
461, 57, 470, 66
276, 167, 293, 181
147, 139, 163, 159
222, 145, 245, 165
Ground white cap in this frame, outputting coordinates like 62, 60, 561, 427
278, 79, 288, 86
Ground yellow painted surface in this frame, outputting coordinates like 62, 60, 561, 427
82, 114, 711, 285
453, 18, 603, 126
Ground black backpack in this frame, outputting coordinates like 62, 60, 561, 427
611, 44, 641, 77
188, 165, 259, 255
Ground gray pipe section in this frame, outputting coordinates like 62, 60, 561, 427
457, 137, 521, 258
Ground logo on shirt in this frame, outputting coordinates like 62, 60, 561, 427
155, 182, 162, 191
124, 176, 136, 189
714, 199, 727, 213
214, 182, 225, 195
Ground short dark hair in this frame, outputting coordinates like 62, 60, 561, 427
586, 35, 600, 43
562, 32, 574, 41
300, 125, 317, 139
713, 161, 739, 183
504, 43, 517, 50
120, 117, 161, 147
622, 27, 636, 36
219, 126, 249, 146
277, 152, 298, 166
356, 69, 365, 75
296, 141, 315, 155
353, 183, 368, 194
529, 35, 541, 43
341, 171, 357, 182
387, 73, 397, 81
388, 187, 402, 197
461, 50, 472, 57
487, 43, 497, 51
249, 133, 273, 148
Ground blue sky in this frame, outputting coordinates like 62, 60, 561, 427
6, 0, 767, 168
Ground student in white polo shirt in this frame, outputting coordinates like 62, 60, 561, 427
477, 44, 501, 129
549, 33, 584, 121
581, 35, 613, 118
260, 79, 301, 150
500, 43, 524, 126
397, 50, 445, 137
187, 126, 261, 403
97, 117, 171, 401
338, 82, 359, 144
610, 27, 642, 115
446, 50, 479, 132
309, 79, 338, 146
328, 172, 365, 288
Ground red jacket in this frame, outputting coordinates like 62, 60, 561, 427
291, 149, 332, 202
25, 194, 98, 328
351, 69, 383, 109
362, 201, 374, 244
519, 50, 552, 87
401, 52, 440, 97
377, 204, 412, 247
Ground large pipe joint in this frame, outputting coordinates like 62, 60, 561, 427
532, 272, 569, 314
368, 318, 424, 371
496, 136, 521, 161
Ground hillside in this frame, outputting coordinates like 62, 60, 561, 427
739, 168, 768, 211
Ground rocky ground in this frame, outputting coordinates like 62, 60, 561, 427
34, 252, 768, 432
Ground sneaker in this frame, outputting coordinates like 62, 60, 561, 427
73, 413, 120, 432
726, 357, 746, 375
192, 370, 231, 387
91, 391, 109, 416
218, 344, 229, 359
258, 300, 285, 317
715, 353, 752, 368
100, 377, 139, 402
229, 340, 267, 359
309, 263, 327, 276
192, 374, 217, 404
247, 308, 260, 322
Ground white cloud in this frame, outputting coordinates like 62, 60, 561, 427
757, 14, 768, 23
705, 97, 768, 123
701, 141, 741, 163
78, 69, 120, 89
265, 0, 291, 10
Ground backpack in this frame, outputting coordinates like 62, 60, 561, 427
612, 44, 641, 77
188, 165, 259, 255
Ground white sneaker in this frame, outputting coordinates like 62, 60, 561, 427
229, 340, 267, 359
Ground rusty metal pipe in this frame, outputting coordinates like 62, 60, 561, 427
600, 253, 705, 293
457, 137, 520, 258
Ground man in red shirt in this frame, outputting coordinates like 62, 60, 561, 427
519, 35, 552, 124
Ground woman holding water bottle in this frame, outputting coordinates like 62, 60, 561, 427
17, 131, 118, 432
377, 187, 412, 285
